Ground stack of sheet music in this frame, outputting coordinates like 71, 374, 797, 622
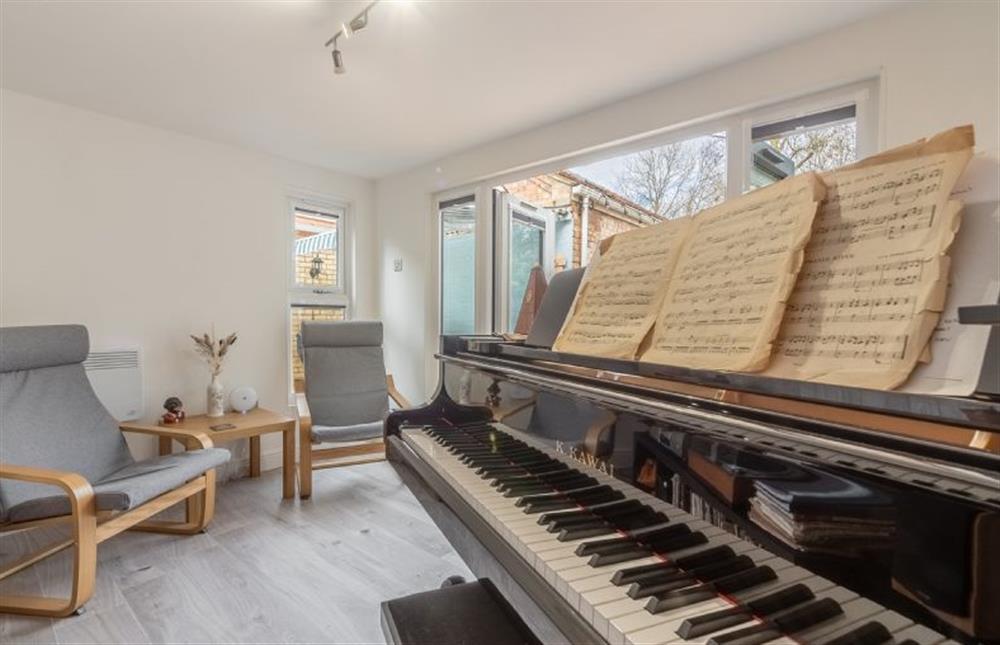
748, 468, 895, 557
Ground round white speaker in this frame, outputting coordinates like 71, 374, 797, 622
229, 386, 258, 414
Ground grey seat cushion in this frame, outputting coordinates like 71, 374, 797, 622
5, 448, 231, 524
302, 321, 389, 429
311, 421, 383, 444
1, 325, 135, 520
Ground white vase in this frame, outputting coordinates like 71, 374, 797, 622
207, 375, 225, 417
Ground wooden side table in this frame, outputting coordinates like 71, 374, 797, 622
121, 407, 296, 499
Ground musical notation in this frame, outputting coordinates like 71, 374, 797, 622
641, 172, 825, 371
766, 125, 973, 389
552, 217, 693, 358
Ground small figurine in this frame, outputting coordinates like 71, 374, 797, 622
161, 396, 186, 425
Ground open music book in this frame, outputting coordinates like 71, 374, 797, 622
552, 125, 976, 390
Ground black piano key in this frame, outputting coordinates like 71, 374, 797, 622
644, 584, 718, 612
820, 621, 893, 645
517, 485, 610, 507
521, 488, 625, 513
673, 545, 737, 570
676, 577, 806, 637
578, 538, 645, 558
575, 523, 689, 557
611, 561, 678, 586
630, 571, 698, 599
688, 554, 756, 580
707, 625, 782, 645
645, 530, 709, 554
613, 509, 670, 531
656, 566, 780, 623
677, 607, 752, 639
559, 524, 618, 541
544, 499, 642, 529
635, 555, 753, 600
744, 583, 813, 615
713, 565, 776, 594
588, 546, 654, 567
710, 599, 843, 645
772, 597, 843, 633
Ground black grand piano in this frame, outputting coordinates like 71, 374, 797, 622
386, 269, 999, 645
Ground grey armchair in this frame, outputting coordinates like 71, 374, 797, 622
296, 321, 410, 499
0, 325, 230, 617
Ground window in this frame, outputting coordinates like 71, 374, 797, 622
288, 198, 349, 391
437, 80, 877, 336
293, 206, 341, 292
440, 196, 477, 335
749, 105, 858, 189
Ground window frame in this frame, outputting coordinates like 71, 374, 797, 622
286, 191, 353, 397
430, 78, 880, 340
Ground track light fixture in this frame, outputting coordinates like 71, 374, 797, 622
324, 1, 379, 76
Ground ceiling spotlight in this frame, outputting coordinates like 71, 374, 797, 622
348, 11, 369, 34
323, 1, 379, 76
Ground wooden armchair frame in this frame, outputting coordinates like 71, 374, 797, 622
297, 373, 410, 499
0, 426, 219, 618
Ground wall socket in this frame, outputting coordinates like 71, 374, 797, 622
393, 258, 404, 272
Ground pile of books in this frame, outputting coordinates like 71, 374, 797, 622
748, 467, 895, 557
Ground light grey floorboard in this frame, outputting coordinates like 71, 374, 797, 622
1, 462, 473, 644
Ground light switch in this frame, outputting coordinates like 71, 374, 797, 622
393, 258, 403, 272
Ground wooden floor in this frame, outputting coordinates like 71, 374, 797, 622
1, 462, 473, 644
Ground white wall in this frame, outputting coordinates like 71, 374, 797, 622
1, 89, 377, 470
375, 1, 1000, 400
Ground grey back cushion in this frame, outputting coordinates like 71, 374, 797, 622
302, 321, 389, 428
0, 325, 134, 517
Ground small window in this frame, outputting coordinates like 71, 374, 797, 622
288, 198, 349, 393
293, 207, 341, 291
750, 105, 857, 189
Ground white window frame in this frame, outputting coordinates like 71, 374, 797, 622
286, 191, 353, 398
430, 78, 880, 340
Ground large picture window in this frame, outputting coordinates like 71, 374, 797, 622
436, 80, 877, 335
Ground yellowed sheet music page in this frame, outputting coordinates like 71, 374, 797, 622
552, 217, 693, 358
765, 126, 974, 389
640, 172, 825, 371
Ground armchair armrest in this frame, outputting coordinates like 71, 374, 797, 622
0, 463, 96, 515
386, 374, 412, 409
296, 393, 312, 435
119, 425, 214, 450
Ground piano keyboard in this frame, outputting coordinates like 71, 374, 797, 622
401, 423, 953, 645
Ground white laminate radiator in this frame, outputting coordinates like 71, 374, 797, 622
84, 348, 143, 421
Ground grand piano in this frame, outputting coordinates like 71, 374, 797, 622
386, 269, 999, 645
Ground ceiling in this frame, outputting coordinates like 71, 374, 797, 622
1, 1, 902, 178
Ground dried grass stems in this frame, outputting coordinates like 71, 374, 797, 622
191, 329, 238, 377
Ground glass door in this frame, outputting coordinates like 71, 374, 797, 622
439, 195, 477, 335
494, 192, 554, 332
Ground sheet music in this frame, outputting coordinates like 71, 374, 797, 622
765, 126, 974, 389
640, 172, 825, 371
552, 218, 693, 358
902, 153, 999, 395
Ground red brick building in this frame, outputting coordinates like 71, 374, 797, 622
501, 170, 663, 269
